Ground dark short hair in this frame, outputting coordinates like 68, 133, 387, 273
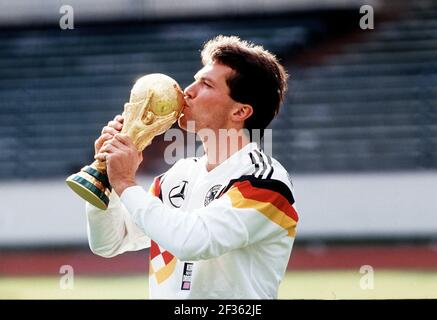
201, 35, 288, 137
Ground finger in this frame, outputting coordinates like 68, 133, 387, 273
99, 143, 118, 154
114, 133, 133, 147
94, 150, 112, 161
94, 153, 108, 161
101, 126, 119, 136
115, 114, 124, 123
95, 134, 108, 147
108, 120, 123, 131
96, 133, 113, 145
101, 126, 118, 136
102, 136, 117, 148
95, 132, 113, 145
107, 137, 129, 151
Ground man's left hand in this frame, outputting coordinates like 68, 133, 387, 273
95, 134, 143, 196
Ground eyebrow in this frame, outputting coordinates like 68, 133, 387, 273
194, 74, 215, 85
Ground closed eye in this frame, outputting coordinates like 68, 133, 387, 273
203, 81, 212, 88
194, 75, 214, 88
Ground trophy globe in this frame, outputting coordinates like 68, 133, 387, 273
66, 73, 185, 210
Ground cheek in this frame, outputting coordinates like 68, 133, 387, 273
193, 90, 232, 123
207, 106, 232, 130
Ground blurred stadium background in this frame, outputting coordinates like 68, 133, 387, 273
1, 0, 437, 299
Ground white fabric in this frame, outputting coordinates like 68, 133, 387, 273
86, 142, 297, 299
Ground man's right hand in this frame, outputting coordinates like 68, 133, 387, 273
94, 114, 124, 155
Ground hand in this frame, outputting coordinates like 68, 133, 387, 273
95, 134, 143, 196
94, 115, 124, 155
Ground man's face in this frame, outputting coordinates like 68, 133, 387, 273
179, 61, 238, 132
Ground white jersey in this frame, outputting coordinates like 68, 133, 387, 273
86, 142, 299, 299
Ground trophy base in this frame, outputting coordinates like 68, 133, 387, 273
65, 165, 111, 210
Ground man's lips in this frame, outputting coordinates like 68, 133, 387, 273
179, 98, 190, 117
183, 98, 192, 111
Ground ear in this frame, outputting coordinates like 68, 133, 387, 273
231, 103, 253, 122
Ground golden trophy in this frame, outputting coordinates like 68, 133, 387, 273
66, 73, 185, 210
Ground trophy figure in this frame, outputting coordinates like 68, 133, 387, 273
66, 73, 185, 210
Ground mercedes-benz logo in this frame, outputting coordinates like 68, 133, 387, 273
168, 180, 188, 208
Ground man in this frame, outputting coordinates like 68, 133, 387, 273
88, 35, 299, 299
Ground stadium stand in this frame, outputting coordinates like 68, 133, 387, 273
0, 15, 334, 178
0, 2, 435, 179
275, 0, 437, 172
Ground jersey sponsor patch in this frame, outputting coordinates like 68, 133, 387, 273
168, 180, 188, 208
204, 184, 222, 207
181, 262, 193, 290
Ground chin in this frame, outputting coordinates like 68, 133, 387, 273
177, 116, 187, 131
178, 114, 198, 133
177, 114, 191, 132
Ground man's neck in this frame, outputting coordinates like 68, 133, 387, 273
201, 131, 251, 172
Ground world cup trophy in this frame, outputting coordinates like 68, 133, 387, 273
66, 73, 185, 210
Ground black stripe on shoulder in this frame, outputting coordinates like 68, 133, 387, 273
219, 175, 295, 205
249, 149, 274, 180
264, 153, 274, 180
249, 152, 260, 176
254, 150, 267, 178
257, 149, 274, 179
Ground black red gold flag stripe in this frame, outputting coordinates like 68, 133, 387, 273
222, 176, 298, 237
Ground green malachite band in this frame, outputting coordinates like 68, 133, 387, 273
82, 166, 111, 190
72, 175, 109, 206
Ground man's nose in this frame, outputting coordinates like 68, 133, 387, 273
184, 82, 196, 99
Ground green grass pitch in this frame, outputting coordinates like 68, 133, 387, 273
1, 270, 436, 299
